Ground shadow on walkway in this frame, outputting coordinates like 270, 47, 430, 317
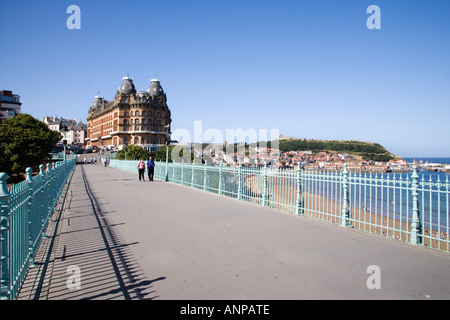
18, 164, 165, 300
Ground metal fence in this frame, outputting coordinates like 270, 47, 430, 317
0, 158, 76, 300
108, 159, 450, 253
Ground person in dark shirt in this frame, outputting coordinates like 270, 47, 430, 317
146, 156, 155, 181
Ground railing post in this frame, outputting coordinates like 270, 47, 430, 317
341, 164, 351, 227
39, 165, 46, 236
296, 165, 304, 215
218, 161, 223, 195
46, 163, 53, 221
262, 164, 269, 207
26, 167, 35, 267
181, 159, 184, 185
410, 165, 422, 245
191, 159, 195, 188
165, 146, 169, 182
0, 172, 11, 300
237, 164, 242, 200
203, 162, 207, 191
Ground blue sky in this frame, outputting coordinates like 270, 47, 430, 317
1, 0, 449, 157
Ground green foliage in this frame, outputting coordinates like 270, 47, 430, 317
154, 145, 194, 163
0, 113, 61, 176
361, 153, 394, 162
273, 138, 395, 162
154, 145, 174, 162
276, 139, 389, 154
116, 144, 151, 160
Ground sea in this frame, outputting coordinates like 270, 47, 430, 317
386, 157, 449, 230
403, 157, 450, 181
403, 157, 450, 165
301, 157, 450, 230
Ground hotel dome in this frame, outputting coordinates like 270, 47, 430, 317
147, 79, 164, 97
118, 77, 136, 94
91, 96, 103, 110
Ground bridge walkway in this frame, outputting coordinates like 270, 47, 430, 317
16, 162, 450, 300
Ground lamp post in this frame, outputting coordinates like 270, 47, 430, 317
164, 125, 171, 182
98, 134, 102, 153
61, 124, 68, 162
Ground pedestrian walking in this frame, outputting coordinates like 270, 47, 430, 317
137, 158, 146, 181
147, 156, 155, 181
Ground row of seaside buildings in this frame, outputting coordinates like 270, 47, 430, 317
44, 76, 172, 150
1, 76, 172, 151
196, 145, 410, 172
1, 89, 88, 146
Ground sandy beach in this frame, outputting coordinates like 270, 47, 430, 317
244, 174, 449, 252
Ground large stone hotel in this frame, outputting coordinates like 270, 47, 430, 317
86, 76, 171, 151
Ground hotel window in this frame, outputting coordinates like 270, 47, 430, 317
156, 113, 161, 118
135, 125, 139, 131
134, 137, 139, 144
135, 111, 139, 116
135, 119, 139, 124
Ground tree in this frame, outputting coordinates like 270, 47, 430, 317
116, 144, 150, 160
153, 145, 194, 163
154, 145, 174, 162
0, 114, 61, 179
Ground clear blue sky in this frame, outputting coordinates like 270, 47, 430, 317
1, 0, 449, 157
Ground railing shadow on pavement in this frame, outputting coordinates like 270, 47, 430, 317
16, 164, 166, 300
55, 164, 165, 300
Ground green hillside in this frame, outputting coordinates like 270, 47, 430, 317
273, 139, 396, 162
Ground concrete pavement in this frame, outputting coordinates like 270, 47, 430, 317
17, 162, 450, 300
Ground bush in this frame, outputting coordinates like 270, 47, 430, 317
116, 145, 151, 160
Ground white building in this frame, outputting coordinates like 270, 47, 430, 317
42, 116, 87, 145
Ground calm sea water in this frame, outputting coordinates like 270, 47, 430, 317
403, 157, 450, 183
403, 157, 450, 165
389, 157, 449, 230
301, 157, 450, 230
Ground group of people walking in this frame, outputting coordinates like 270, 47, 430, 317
137, 157, 155, 182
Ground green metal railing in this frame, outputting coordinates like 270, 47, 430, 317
109, 159, 450, 253
0, 157, 76, 300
